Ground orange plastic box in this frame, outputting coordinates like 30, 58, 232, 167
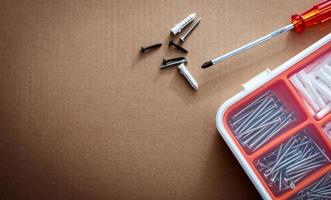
216, 33, 331, 200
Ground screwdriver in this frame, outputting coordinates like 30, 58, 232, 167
202, 0, 331, 69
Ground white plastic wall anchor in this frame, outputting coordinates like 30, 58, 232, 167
178, 63, 198, 90
325, 122, 331, 130
316, 104, 331, 119
325, 123, 331, 139
327, 131, 331, 139
323, 64, 331, 76
298, 71, 326, 108
290, 75, 320, 112
317, 69, 331, 87
310, 76, 331, 102
171, 13, 196, 35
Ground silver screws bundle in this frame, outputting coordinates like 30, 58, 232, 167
230, 90, 295, 152
291, 172, 331, 200
254, 131, 330, 195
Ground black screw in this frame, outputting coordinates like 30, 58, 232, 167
140, 43, 162, 53
168, 41, 188, 53
162, 56, 187, 65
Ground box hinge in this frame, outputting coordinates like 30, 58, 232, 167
242, 69, 272, 91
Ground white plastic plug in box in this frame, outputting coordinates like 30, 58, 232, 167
290, 75, 320, 112
289, 50, 331, 119
323, 122, 331, 139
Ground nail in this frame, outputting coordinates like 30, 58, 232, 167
285, 153, 323, 173
290, 181, 296, 189
253, 113, 295, 150
239, 110, 282, 143
235, 97, 274, 133
232, 91, 273, 121
169, 40, 188, 53
179, 17, 201, 42
238, 105, 281, 136
310, 137, 331, 162
279, 171, 282, 191
232, 90, 273, 119
239, 117, 282, 137
269, 137, 297, 173
237, 98, 280, 136
292, 172, 331, 199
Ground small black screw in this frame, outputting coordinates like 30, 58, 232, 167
168, 41, 188, 53
162, 56, 187, 65
140, 43, 162, 53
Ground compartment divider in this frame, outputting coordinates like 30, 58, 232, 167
282, 77, 316, 123
318, 113, 331, 126
249, 120, 311, 160
315, 121, 331, 152
247, 77, 314, 160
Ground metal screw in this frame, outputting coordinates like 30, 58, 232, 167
140, 43, 162, 53
238, 105, 281, 136
232, 90, 273, 119
238, 117, 282, 137
170, 13, 196, 35
255, 132, 329, 195
160, 57, 188, 69
179, 17, 201, 42
236, 97, 276, 134
169, 40, 188, 53
253, 113, 295, 150
162, 57, 187, 65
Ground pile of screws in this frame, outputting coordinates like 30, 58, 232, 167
230, 90, 295, 152
290, 60, 331, 119
254, 131, 330, 195
290, 172, 331, 200
140, 13, 201, 90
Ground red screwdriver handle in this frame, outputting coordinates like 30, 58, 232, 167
291, 0, 331, 32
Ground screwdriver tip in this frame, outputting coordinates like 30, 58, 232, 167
201, 61, 213, 69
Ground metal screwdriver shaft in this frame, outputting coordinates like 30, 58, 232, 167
201, 24, 294, 68
202, 0, 331, 69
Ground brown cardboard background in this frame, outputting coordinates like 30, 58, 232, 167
0, 0, 330, 199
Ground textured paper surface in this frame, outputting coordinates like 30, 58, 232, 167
0, 0, 330, 199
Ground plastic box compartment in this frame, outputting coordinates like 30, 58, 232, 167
227, 81, 306, 154
289, 171, 331, 199
253, 125, 330, 197
217, 33, 331, 200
